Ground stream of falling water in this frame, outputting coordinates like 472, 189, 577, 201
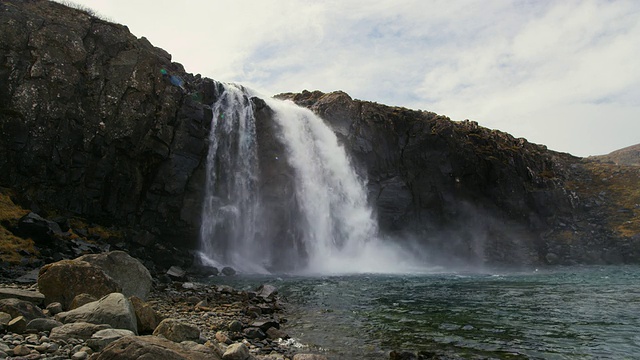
200, 83, 416, 274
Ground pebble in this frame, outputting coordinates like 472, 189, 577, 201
0, 280, 299, 359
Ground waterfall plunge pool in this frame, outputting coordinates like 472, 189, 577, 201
208, 265, 640, 359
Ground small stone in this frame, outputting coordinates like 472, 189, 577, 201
71, 351, 88, 360
228, 320, 243, 333
13, 344, 32, 356
215, 331, 232, 345
8, 315, 28, 334
186, 296, 201, 305
243, 327, 266, 340
46, 302, 63, 315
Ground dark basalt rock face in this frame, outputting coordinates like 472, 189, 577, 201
0, 0, 219, 249
278, 90, 640, 266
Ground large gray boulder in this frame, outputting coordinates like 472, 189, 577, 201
77, 251, 152, 300
37, 260, 121, 310
55, 293, 138, 334
93, 335, 221, 360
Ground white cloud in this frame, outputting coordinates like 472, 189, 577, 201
64, 0, 640, 156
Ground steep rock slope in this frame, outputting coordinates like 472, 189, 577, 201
0, 0, 218, 249
279, 91, 640, 265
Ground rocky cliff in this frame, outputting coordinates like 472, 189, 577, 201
1, 0, 638, 270
278, 91, 640, 265
1, 0, 218, 259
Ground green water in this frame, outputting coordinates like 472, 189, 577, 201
214, 266, 640, 359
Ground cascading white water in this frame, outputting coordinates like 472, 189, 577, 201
200, 83, 417, 274
199, 83, 268, 273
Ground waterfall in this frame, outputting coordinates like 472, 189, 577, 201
199, 83, 268, 273
200, 83, 415, 274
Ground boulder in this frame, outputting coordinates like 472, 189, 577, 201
26, 317, 63, 332
152, 318, 200, 343
167, 266, 187, 280
222, 343, 250, 360
0, 287, 45, 305
56, 293, 138, 334
77, 251, 152, 300
37, 260, 121, 309
92, 335, 221, 360
221, 267, 236, 276
49, 322, 112, 340
86, 328, 135, 351
0, 298, 45, 320
255, 284, 277, 299
17, 212, 64, 243
129, 296, 162, 334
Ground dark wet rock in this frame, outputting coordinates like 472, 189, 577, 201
266, 327, 289, 340
243, 326, 266, 340
0, 297, 45, 320
77, 251, 152, 300
37, 260, 121, 310
14, 269, 40, 284
251, 320, 279, 332
152, 318, 200, 343
228, 320, 243, 333
56, 293, 138, 334
221, 267, 237, 276
16, 212, 64, 243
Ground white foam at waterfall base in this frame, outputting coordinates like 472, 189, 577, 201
265, 98, 421, 274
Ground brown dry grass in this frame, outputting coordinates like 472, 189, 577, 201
0, 190, 36, 264
568, 161, 640, 238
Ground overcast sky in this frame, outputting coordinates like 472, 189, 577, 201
63, 0, 639, 157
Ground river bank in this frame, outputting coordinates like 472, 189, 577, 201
0, 253, 332, 360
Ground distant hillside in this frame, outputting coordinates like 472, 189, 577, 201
592, 144, 640, 166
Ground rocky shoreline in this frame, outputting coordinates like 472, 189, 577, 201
0, 251, 328, 360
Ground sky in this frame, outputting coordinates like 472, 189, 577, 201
62, 0, 639, 157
